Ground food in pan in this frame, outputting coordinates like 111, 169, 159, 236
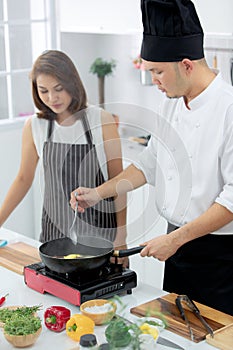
53, 254, 95, 259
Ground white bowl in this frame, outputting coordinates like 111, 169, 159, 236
80, 299, 117, 325
136, 317, 166, 332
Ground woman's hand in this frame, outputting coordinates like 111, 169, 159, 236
70, 187, 102, 212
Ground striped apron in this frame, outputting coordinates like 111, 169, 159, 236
164, 223, 233, 315
40, 114, 117, 243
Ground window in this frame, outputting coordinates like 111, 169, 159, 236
0, 0, 58, 121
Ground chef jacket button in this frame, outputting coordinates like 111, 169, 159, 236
195, 122, 200, 128
189, 154, 193, 158
162, 206, 166, 211
167, 176, 172, 181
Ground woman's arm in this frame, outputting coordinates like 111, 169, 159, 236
101, 110, 127, 240
101, 111, 128, 266
0, 118, 39, 226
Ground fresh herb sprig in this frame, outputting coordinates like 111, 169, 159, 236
0, 305, 42, 323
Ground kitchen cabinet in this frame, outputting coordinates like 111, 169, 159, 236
58, 0, 233, 35
58, 0, 142, 34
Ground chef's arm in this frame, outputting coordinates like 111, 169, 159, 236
171, 202, 233, 247
0, 118, 38, 227
72, 108, 147, 211
141, 202, 233, 261
72, 164, 147, 212
98, 163, 147, 198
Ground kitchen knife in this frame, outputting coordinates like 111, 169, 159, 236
115, 315, 185, 350
0, 240, 7, 247
157, 336, 185, 350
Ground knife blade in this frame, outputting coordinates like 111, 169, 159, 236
115, 315, 185, 350
158, 336, 185, 350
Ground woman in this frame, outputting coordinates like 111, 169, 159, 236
0, 50, 127, 262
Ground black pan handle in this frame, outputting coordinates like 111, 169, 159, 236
113, 246, 144, 258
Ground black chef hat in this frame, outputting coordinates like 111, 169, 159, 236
140, 0, 204, 62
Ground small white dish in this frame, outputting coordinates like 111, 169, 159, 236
138, 334, 157, 350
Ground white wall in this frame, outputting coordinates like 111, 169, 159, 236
193, 0, 233, 33
61, 32, 164, 113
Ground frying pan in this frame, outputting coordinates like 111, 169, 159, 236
39, 236, 144, 274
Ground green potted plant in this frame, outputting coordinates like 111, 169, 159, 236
90, 57, 116, 107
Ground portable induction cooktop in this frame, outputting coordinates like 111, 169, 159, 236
24, 262, 137, 306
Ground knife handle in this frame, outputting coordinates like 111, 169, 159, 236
0, 240, 7, 248
175, 297, 185, 320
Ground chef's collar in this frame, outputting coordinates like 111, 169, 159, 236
187, 71, 221, 110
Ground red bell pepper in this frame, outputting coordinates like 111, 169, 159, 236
0, 293, 9, 307
44, 306, 71, 332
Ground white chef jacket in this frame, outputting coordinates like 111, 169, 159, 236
134, 72, 233, 234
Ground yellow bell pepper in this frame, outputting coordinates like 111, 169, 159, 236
66, 314, 95, 342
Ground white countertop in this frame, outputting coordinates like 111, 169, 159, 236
0, 228, 217, 350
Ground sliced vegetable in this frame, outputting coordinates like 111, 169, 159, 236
0, 293, 9, 307
139, 323, 159, 340
66, 314, 95, 341
44, 306, 70, 332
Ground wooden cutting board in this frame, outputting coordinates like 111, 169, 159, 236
0, 242, 41, 275
130, 293, 233, 343
206, 323, 233, 350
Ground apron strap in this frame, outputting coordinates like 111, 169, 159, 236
47, 118, 54, 141
81, 112, 93, 145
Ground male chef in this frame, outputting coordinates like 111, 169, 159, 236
71, 0, 233, 315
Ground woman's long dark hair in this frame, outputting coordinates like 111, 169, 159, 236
30, 50, 87, 120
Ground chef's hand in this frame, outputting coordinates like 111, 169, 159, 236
70, 187, 101, 213
140, 233, 180, 261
